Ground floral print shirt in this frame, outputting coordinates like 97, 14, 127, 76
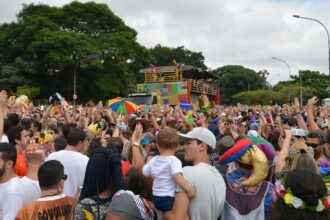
227, 169, 276, 217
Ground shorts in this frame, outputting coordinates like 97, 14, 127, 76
152, 195, 174, 211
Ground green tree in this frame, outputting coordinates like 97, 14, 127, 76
233, 90, 275, 105
271, 70, 329, 103
289, 70, 329, 100
233, 84, 314, 105
213, 65, 268, 104
149, 44, 207, 69
0, 2, 154, 101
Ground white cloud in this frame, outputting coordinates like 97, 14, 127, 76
1, 0, 330, 85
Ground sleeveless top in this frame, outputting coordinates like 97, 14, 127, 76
220, 174, 270, 220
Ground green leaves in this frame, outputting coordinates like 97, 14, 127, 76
233, 85, 314, 105
0, 2, 154, 102
2, 1, 326, 105
150, 44, 207, 69
16, 85, 40, 98
0, 57, 36, 90
213, 65, 267, 104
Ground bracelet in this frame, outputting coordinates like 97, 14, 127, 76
132, 143, 140, 148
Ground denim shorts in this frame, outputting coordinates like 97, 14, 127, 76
152, 195, 174, 211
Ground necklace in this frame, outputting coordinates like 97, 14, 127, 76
40, 192, 61, 198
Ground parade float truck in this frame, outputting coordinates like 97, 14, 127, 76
128, 65, 220, 106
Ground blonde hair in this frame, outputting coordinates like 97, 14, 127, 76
291, 149, 318, 174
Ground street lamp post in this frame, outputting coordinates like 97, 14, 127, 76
72, 52, 101, 106
72, 51, 78, 107
293, 15, 330, 97
299, 71, 303, 106
272, 57, 292, 103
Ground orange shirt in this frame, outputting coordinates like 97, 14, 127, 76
14, 152, 28, 177
15, 194, 74, 220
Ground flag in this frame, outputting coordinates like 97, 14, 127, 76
151, 66, 157, 75
173, 59, 177, 66
186, 110, 196, 126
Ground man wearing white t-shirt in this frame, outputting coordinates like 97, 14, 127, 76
173, 127, 226, 220
46, 128, 88, 197
0, 143, 25, 220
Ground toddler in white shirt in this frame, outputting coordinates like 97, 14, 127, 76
143, 128, 195, 220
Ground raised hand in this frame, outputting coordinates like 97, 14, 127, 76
0, 90, 7, 108
131, 123, 143, 145
175, 102, 181, 112
307, 96, 318, 107
292, 97, 300, 114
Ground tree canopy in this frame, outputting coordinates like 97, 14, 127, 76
0, 2, 328, 104
0, 2, 154, 101
289, 70, 329, 100
213, 65, 268, 104
231, 70, 328, 105
149, 44, 207, 69
233, 84, 314, 105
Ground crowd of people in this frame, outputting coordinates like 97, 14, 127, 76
0, 90, 330, 220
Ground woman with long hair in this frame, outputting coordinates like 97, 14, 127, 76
73, 147, 125, 220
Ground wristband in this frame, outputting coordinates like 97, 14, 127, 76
132, 143, 141, 148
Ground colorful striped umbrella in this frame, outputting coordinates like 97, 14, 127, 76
108, 97, 137, 114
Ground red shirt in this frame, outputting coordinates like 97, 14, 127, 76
121, 161, 131, 176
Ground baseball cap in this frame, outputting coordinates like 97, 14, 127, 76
247, 130, 259, 137
208, 124, 221, 140
211, 117, 220, 124
250, 122, 259, 129
178, 127, 216, 149
292, 128, 306, 137
140, 132, 154, 145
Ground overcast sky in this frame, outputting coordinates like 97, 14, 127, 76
2, 0, 330, 85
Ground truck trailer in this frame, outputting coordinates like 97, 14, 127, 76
128, 65, 220, 106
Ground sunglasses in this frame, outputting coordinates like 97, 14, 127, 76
306, 143, 320, 148
62, 174, 68, 181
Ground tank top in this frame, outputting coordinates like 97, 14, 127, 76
220, 174, 270, 220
